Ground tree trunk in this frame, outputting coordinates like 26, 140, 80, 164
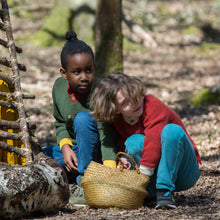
0, 153, 70, 219
95, 0, 123, 77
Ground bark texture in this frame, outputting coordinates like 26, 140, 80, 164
95, 0, 123, 77
0, 153, 70, 219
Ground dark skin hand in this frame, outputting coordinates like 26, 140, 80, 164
61, 144, 78, 172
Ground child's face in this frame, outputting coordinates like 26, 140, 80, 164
60, 52, 95, 94
115, 89, 143, 118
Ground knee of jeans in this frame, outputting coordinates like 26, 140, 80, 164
74, 111, 94, 127
161, 124, 184, 141
74, 111, 91, 124
125, 134, 144, 155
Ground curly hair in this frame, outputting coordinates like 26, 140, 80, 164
91, 72, 145, 122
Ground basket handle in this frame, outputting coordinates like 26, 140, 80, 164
116, 152, 140, 174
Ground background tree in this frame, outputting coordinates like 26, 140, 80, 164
95, 0, 123, 77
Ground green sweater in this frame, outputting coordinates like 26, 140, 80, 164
52, 77, 117, 162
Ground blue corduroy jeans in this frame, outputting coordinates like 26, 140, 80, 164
43, 111, 101, 184
124, 123, 200, 198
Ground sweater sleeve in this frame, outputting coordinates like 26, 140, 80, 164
97, 121, 118, 162
140, 95, 201, 167
140, 97, 172, 168
52, 80, 73, 146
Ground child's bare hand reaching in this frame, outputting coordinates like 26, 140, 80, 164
61, 144, 78, 172
120, 157, 132, 170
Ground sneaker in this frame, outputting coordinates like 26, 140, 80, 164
155, 190, 176, 209
143, 196, 157, 207
69, 184, 87, 207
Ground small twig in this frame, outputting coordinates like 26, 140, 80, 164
0, 130, 38, 144
0, 38, 22, 53
0, 119, 36, 130
0, 119, 20, 129
0, 129, 22, 140
0, 57, 26, 72
0, 71, 14, 89
0, 100, 17, 110
0, 21, 5, 31
0, 91, 35, 99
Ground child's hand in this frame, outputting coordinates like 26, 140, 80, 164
62, 144, 78, 173
120, 157, 132, 170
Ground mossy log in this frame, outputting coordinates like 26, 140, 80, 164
0, 153, 70, 219
190, 84, 220, 106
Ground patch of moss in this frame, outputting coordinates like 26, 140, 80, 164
190, 88, 220, 106
28, 1, 95, 48
28, 3, 71, 48
197, 42, 220, 54
157, 7, 175, 16
183, 26, 200, 35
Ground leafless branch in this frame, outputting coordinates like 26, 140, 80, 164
0, 100, 17, 110
0, 71, 14, 89
0, 140, 30, 157
0, 91, 35, 99
0, 57, 26, 72
0, 38, 23, 53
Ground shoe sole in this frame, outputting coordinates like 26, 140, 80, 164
70, 204, 88, 207
155, 204, 177, 209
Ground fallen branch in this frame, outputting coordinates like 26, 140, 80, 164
122, 13, 157, 48
19, 4, 53, 12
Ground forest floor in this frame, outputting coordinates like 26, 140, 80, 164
1, 0, 220, 219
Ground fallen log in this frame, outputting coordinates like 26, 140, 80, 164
0, 153, 70, 219
122, 13, 158, 48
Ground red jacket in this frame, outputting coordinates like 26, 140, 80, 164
113, 94, 201, 168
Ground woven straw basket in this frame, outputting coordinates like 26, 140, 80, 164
81, 152, 150, 209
